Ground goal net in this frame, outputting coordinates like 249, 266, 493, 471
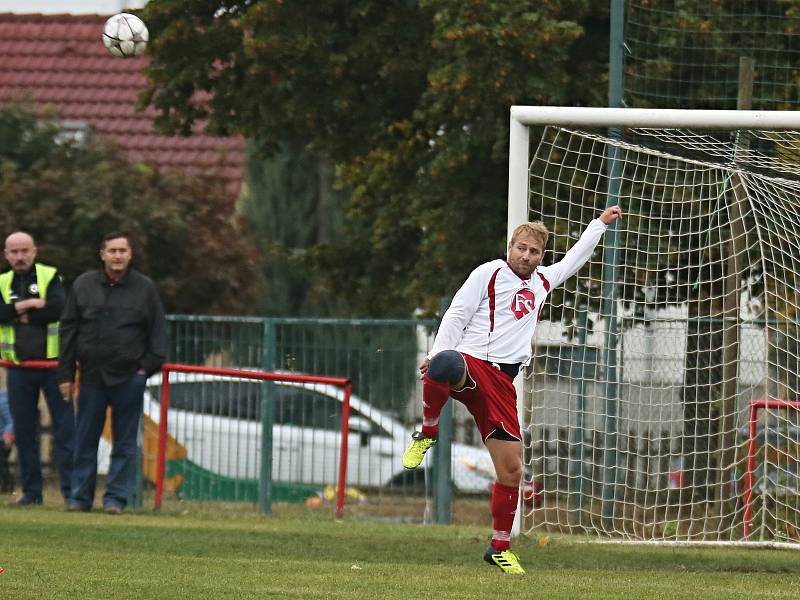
510, 107, 800, 546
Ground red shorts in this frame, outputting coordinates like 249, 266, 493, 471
450, 353, 521, 442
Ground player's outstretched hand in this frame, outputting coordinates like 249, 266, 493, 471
599, 205, 623, 225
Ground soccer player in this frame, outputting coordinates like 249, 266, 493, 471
402, 205, 623, 574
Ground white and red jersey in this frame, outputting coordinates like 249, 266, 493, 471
429, 219, 608, 367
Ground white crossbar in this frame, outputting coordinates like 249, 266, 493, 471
511, 106, 800, 130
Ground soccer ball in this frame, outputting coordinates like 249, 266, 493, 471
102, 13, 149, 58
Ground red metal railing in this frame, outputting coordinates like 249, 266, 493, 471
154, 363, 352, 517
743, 398, 800, 539
0, 359, 354, 516
0, 359, 58, 369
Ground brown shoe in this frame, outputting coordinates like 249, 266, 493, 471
104, 504, 124, 515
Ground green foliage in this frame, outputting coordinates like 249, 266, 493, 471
244, 140, 347, 316
625, 0, 800, 109
0, 104, 62, 171
0, 104, 264, 314
140, 1, 609, 317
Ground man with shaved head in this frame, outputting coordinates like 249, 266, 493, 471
0, 231, 73, 506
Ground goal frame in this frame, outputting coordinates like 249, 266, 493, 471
508, 106, 800, 243
507, 106, 800, 544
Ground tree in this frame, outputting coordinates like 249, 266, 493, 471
139, 0, 608, 316
243, 140, 346, 316
625, 0, 800, 110
0, 104, 264, 314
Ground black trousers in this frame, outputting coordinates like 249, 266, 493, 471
0, 445, 14, 493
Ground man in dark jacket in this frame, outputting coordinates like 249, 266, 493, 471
0, 231, 73, 506
59, 232, 167, 514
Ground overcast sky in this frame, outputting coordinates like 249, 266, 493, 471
0, 0, 146, 14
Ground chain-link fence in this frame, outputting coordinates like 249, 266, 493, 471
145, 315, 496, 522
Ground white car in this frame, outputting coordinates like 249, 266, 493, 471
100, 372, 496, 494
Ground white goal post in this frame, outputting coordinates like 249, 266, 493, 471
508, 106, 800, 547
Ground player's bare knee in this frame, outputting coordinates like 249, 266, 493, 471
427, 350, 466, 386
497, 463, 522, 487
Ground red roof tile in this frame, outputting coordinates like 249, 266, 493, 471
0, 13, 245, 198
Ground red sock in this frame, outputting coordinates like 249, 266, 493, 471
420, 376, 450, 438
490, 482, 519, 551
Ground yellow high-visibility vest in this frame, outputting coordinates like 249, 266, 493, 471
0, 263, 59, 362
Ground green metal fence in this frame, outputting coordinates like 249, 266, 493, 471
142, 315, 495, 521
167, 315, 433, 418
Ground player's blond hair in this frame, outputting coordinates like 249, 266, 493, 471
509, 221, 549, 248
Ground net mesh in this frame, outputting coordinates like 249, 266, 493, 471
624, 0, 800, 110
522, 124, 800, 545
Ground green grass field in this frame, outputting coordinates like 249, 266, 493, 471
1, 499, 799, 599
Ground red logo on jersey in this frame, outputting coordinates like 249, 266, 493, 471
511, 288, 535, 320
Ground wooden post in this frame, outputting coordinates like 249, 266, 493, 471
718, 55, 755, 520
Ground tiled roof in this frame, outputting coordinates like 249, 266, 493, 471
0, 13, 246, 198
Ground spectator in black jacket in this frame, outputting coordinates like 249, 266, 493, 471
59, 232, 167, 514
